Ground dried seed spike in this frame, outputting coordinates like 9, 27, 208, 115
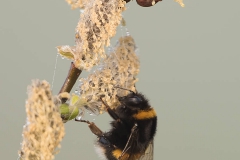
19, 80, 65, 160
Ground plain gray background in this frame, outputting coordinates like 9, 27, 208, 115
0, 0, 240, 159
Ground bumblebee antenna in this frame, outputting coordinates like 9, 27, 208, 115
100, 97, 120, 120
114, 86, 136, 94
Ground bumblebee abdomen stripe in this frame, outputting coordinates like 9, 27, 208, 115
112, 149, 124, 159
133, 108, 156, 120
112, 149, 132, 160
112, 149, 141, 160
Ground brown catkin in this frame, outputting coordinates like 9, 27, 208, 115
19, 80, 65, 160
79, 35, 140, 114
60, 0, 126, 71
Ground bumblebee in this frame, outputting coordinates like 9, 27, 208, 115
76, 89, 157, 160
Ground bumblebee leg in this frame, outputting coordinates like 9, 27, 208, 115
100, 98, 120, 121
76, 119, 114, 149
75, 119, 103, 137
118, 123, 138, 160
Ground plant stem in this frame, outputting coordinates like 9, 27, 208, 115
58, 62, 82, 102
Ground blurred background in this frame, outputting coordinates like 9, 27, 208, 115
0, 0, 239, 159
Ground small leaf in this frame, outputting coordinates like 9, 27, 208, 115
68, 106, 80, 120
60, 103, 79, 122
60, 103, 70, 115
70, 94, 80, 106
57, 45, 75, 60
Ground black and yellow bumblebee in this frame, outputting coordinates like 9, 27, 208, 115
76, 89, 157, 160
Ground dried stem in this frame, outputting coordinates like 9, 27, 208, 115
58, 62, 82, 102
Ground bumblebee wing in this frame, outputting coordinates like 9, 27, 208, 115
118, 124, 154, 160
122, 140, 154, 160
125, 134, 141, 160
138, 140, 154, 160
118, 124, 140, 160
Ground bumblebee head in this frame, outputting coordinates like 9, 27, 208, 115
116, 92, 149, 110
